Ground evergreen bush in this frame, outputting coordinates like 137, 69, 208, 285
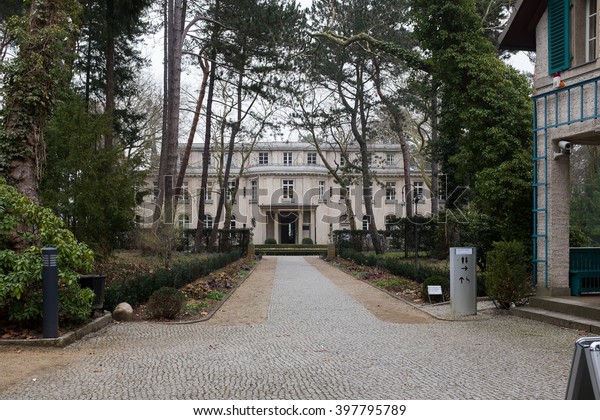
302, 238, 314, 244
103, 250, 242, 310
0, 178, 94, 325
146, 287, 186, 319
484, 241, 533, 309
264, 238, 277, 245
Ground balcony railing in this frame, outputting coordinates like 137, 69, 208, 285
533, 75, 600, 131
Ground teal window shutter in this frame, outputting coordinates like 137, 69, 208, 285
548, 0, 570, 74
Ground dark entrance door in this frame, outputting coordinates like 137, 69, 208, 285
280, 213, 297, 244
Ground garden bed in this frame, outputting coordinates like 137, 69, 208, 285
328, 257, 428, 304
128, 257, 258, 322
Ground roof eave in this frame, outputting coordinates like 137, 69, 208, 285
499, 0, 546, 52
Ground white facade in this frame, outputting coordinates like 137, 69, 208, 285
140, 142, 432, 245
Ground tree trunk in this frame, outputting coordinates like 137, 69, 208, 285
3, 0, 81, 203
155, 0, 170, 225
104, 0, 115, 148
194, 35, 219, 252
373, 59, 412, 218
430, 92, 440, 215
157, 0, 184, 225
175, 58, 209, 197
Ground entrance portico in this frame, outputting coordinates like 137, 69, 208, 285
260, 204, 319, 245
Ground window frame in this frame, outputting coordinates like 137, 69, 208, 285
282, 179, 294, 200
385, 182, 396, 201
386, 153, 395, 166
258, 152, 269, 165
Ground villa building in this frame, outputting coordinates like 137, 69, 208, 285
139, 142, 433, 245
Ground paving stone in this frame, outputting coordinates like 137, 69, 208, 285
0, 256, 586, 400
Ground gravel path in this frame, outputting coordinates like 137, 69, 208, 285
0, 256, 585, 399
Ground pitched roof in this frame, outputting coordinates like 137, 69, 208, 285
499, 0, 546, 51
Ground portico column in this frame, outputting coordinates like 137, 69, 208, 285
275, 211, 280, 244
299, 208, 304, 244
538, 135, 571, 296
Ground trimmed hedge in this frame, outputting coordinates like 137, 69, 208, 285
379, 258, 449, 284
339, 248, 378, 267
104, 250, 242, 310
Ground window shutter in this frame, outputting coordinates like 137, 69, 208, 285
548, 0, 570, 74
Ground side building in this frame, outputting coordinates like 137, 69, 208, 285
139, 142, 434, 245
501, 0, 600, 295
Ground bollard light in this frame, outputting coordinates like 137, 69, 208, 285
42, 247, 59, 338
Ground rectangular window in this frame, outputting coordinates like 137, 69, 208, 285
414, 182, 424, 201
587, 0, 597, 62
205, 182, 213, 202
385, 182, 396, 201
548, 0, 571, 73
227, 180, 236, 201
362, 215, 371, 231
319, 180, 325, 201
258, 152, 269, 165
283, 152, 293, 166
178, 214, 190, 229
386, 153, 395, 166
283, 179, 294, 200
339, 154, 345, 167
179, 182, 190, 203
152, 182, 159, 202
307, 152, 317, 165
251, 180, 258, 202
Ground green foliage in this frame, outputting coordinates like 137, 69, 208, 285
375, 278, 411, 288
185, 301, 209, 314
410, 0, 533, 244
146, 287, 186, 319
378, 258, 450, 285
485, 241, 533, 309
40, 93, 146, 257
301, 237, 314, 245
264, 238, 277, 245
104, 250, 242, 310
570, 226, 592, 247
571, 168, 600, 245
0, 178, 94, 324
339, 249, 378, 267
0, 0, 83, 177
205, 291, 225, 301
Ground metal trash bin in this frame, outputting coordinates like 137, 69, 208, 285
78, 275, 106, 310
566, 336, 600, 399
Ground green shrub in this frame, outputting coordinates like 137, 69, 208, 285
380, 258, 449, 284
205, 291, 225, 301
146, 287, 186, 319
339, 249, 377, 267
485, 241, 533, 309
302, 237, 314, 244
264, 238, 277, 245
0, 179, 94, 325
103, 250, 242, 310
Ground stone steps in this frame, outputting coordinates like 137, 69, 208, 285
511, 296, 600, 334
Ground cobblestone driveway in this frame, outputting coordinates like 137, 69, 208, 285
0, 257, 585, 399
